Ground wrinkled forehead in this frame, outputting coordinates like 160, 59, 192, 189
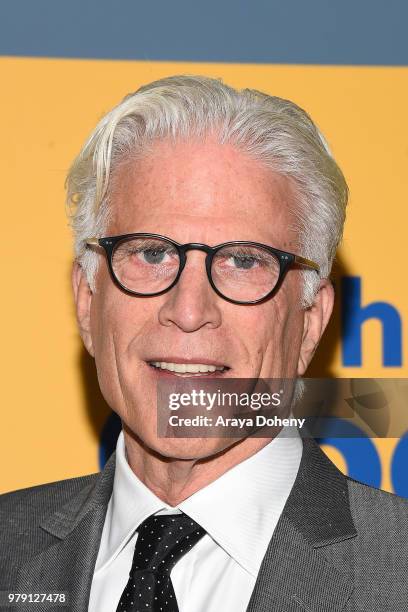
107, 139, 299, 250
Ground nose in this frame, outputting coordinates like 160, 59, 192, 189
158, 251, 222, 332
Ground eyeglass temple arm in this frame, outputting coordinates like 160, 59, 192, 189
294, 255, 320, 273
86, 238, 100, 246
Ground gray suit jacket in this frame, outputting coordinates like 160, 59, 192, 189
1, 438, 408, 612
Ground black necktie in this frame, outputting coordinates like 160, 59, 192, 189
116, 513, 206, 612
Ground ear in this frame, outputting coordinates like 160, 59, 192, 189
297, 279, 334, 375
72, 261, 95, 357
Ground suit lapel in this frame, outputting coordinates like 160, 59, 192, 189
246, 437, 357, 612
16, 454, 116, 612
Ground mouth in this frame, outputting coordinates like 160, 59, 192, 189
147, 360, 230, 377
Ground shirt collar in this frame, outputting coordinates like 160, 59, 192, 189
96, 428, 302, 576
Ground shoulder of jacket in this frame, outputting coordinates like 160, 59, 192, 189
346, 475, 408, 529
0, 473, 99, 520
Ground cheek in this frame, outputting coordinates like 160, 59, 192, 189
89, 277, 116, 355
244, 288, 304, 373
90, 265, 151, 345
88, 275, 130, 385
274, 302, 304, 372
88, 288, 119, 404
240, 295, 300, 343
89, 274, 161, 383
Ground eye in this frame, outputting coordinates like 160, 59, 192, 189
116, 240, 178, 266
230, 254, 259, 269
215, 249, 266, 270
140, 247, 169, 264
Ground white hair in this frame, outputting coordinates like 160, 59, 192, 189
66, 75, 348, 305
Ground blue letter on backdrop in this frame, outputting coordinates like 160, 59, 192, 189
341, 276, 402, 367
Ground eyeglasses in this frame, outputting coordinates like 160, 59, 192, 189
86, 233, 320, 305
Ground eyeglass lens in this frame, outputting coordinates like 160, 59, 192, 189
111, 237, 281, 301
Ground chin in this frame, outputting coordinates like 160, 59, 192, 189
149, 436, 237, 462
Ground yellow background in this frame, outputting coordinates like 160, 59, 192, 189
1, 57, 407, 493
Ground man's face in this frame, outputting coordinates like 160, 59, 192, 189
74, 139, 332, 459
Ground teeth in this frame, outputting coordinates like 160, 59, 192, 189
150, 361, 225, 373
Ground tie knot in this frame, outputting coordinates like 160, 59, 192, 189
131, 513, 205, 575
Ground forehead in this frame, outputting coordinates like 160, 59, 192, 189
109, 139, 297, 248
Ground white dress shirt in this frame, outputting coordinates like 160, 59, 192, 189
89, 428, 302, 612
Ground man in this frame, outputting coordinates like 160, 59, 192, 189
1, 75, 407, 612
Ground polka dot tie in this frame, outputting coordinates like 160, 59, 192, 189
116, 513, 206, 612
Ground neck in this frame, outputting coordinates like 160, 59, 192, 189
122, 426, 275, 506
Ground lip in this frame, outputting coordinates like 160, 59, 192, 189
146, 357, 229, 368
144, 357, 231, 378
147, 367, 229, 379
